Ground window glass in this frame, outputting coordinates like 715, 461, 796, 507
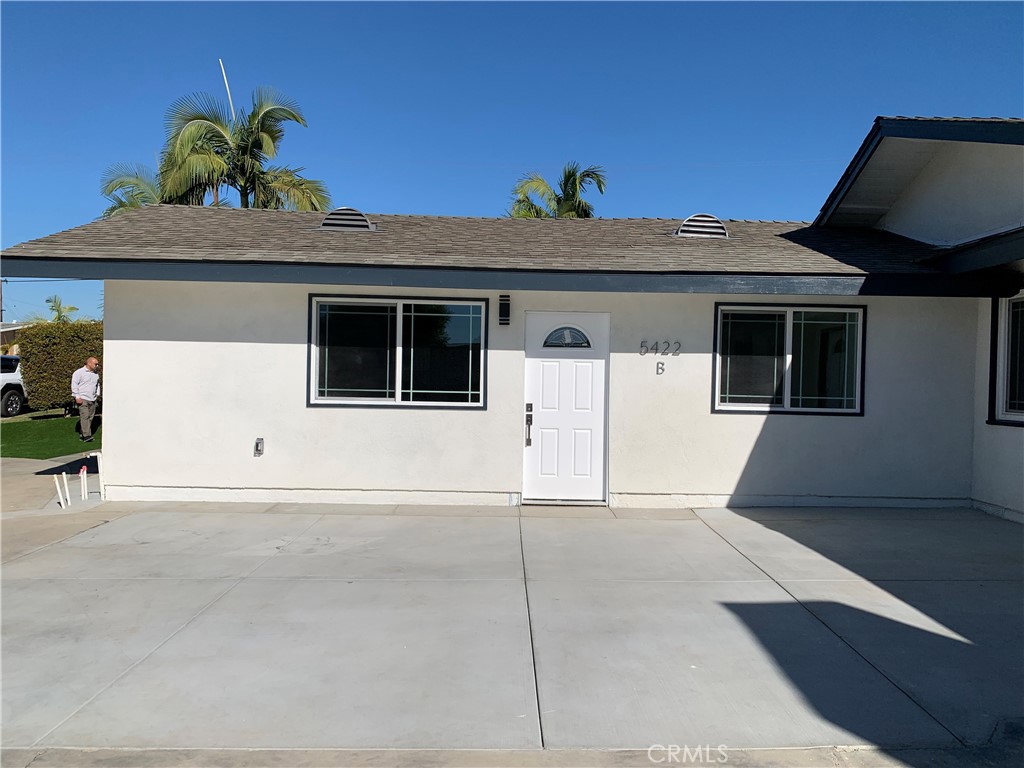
1007, 299, 1024, 413
0, 356, 18, 374
716, 306, 863, 413
719, 311, 785, 405
544, 327, 591, 348
318, 304, 396, 398
401, 304, 482, 402
791, 311, 859, 409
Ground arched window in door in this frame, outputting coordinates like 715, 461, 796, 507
543, 326, 591, 348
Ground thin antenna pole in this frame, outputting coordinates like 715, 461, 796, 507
219, 58, 235, 123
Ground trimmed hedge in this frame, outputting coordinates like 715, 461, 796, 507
16, 322, 104, 410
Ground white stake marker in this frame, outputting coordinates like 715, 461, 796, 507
53, 475, 65, 508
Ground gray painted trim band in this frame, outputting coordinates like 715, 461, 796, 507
877, 118, 1024, 146
925, 229, 1024, 274
0, 257, 1011, 296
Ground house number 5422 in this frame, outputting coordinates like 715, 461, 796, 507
639, 340, 681, 356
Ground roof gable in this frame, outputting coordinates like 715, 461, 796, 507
816, 116, 1024, 230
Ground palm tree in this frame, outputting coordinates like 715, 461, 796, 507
160, 87, 331, 211
29, 295, 79, 323
100, 87, 331, 217
509, 162, 607, 218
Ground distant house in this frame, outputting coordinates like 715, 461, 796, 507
0, 322, 32, 349
3, 117, 1022, 519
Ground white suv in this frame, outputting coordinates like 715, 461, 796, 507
1, 355, 28, 417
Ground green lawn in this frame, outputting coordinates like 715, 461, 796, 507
0, 412, 102, 459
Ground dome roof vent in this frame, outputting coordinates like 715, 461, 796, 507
320, 207, 376, 231
674, 213, 728, 239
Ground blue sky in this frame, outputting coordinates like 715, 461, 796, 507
2, 1, 1022, 322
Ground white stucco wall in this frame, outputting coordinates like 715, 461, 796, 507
972, 298, 1024, 518
877, 142, 1024, 246
102, 281, 979, 506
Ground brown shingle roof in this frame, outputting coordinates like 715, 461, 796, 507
2, 204, 942, 276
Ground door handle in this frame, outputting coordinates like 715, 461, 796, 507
525, 403, 533, 447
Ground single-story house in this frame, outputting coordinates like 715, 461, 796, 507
0, 322, 32, 349
3, 117, 1022, 518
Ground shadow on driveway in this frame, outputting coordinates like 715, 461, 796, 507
714, 508, 1024, 767
33, 454, 100, 476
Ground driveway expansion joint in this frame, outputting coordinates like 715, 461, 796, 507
694, 512, 972, 749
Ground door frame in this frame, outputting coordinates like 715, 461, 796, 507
521, 311, 611, 505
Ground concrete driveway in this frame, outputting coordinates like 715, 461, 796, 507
2, 495, 1022, 767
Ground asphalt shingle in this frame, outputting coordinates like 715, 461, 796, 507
1, 205, 943, 276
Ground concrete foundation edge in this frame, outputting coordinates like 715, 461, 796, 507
610, 493, 973, 509
103, 486, 520, 505
101, 485, 1001, 511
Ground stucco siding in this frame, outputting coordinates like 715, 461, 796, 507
606, 294, 975, 504
878, 142, 1024, 246
103, 281, 977, 506
972, 299, 1024, 518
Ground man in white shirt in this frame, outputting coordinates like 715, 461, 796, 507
71, 356, 101, 443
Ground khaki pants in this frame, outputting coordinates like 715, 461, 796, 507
78, 400, 97, 439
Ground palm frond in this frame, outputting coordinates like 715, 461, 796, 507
159, 148, 228, 203
45, 295, 79, 323
100, 162, 161, 201
250, 86, 306, 128
260, 166, 332, 211
165, 92, 233, 139
257, 130, 277, 159
101, 188, 158, 218
578, 164, 607, 194
554, 162, 606, 218
101, 193, 143, 218
559, 162, 582, 201
238, 88, 305, 163
509, 198, 551, 218
164, 92, 233, 167
510, 173, 558, 218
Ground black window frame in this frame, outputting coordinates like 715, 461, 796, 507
987, 294, 1024, 427
307, 294, 489, 410
711, 302, 867, 417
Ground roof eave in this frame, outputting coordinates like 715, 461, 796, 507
814, 117, 1024, 228
814, 119, 884, 227
1, 254, 1015, 298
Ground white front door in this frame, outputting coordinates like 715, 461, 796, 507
523, 312, 609, 502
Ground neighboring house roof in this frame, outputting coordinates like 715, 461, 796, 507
0, 322, 32, 332
2, 204, 941, 276
816, 116, 1024, 228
